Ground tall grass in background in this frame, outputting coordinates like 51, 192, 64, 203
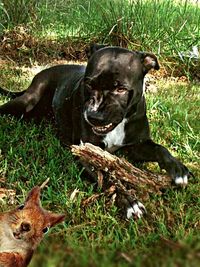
35, 0, 200, 55
0, 0, 38, 29
0, 0, 199, 63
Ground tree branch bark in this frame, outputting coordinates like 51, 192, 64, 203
71, 143, 172, 198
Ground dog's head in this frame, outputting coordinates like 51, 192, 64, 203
83, 44, 159, 136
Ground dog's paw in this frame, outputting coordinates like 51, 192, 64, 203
174, 175, 188, 186
126, 201, 146, 219
172, 162, 194, 187
159, 152, 193, 187
174, 170, 194, 186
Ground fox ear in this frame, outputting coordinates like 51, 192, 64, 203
140, 52, 160, 72
48, 213, 65, 227
86, 43, 107, 59
25, 186, 41, 205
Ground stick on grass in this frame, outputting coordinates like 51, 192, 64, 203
71, 143, 172, 196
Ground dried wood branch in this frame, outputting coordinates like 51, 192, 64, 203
71, 143, 172, 196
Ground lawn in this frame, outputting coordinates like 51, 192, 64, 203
0, 64, 199, 267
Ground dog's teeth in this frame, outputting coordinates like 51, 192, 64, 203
94, 123, 113, 132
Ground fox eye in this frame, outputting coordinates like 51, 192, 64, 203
42, 227, 49, 234
18, 204, 25, 210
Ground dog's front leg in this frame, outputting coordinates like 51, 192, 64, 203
123, 139, 192, 186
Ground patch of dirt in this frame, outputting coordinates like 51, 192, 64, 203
0, 26, 199, 83
0, 187, 16, 205
144, 73, 189, 94
0, 26, 88, 66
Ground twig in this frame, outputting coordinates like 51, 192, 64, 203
40, 178, 50, 189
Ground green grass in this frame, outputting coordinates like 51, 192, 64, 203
1, 0, 200, 58
0, 65, 199, 266
37, 0, 200, 52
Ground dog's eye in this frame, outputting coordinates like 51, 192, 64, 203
113, 88, 127, 94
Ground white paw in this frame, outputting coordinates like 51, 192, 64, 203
126, 201, 146, 219
175, 175, 188, 186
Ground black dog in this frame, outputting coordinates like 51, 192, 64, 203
0, 44, 191, 218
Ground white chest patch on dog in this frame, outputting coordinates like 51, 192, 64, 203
103, 118, 127, 152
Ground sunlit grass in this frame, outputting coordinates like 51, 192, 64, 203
35, 0, 200, 56
1, 0, 199, 58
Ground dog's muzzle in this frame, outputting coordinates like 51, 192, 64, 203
84, 110, 117, 135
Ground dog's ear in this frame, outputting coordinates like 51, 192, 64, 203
140, 52, 160, 72
86, 44, 107, 59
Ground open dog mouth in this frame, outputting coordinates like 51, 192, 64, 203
92, 123, 115, 135
84, 111, 116, 135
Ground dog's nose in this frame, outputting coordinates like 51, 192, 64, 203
86, 111, 105, 125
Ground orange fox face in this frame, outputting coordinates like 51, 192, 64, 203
0, 186, 65, 251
